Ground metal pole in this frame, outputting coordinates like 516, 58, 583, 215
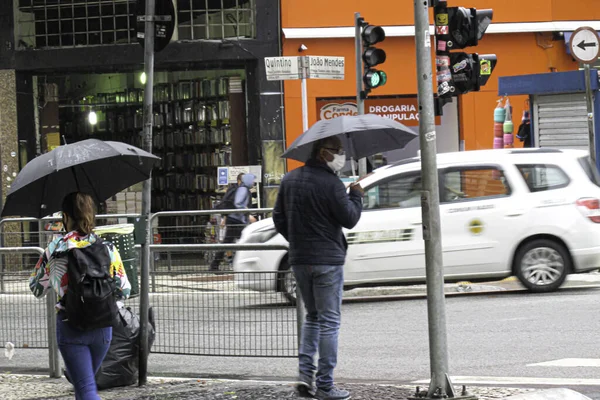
45, 230, 61, 379
46, 290, 60, 377
584, 63, 596, 166
35, 224, 60, 378
0, 230, 4, 293
355, 12, 368, 178
295, 273, 305, 355
413, 1, 455, 398
301, 56, 309, 132
139, 0, 156, 386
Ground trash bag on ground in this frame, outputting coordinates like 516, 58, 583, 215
64, 305, 156, 390
96, 306, 156, 390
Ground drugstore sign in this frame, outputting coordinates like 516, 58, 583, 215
316, 96, 441, 126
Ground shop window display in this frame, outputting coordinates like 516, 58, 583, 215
53, 71, 245, 244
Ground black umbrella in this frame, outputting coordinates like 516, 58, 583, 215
1, 139, 160, 218
281, 114, 418, 163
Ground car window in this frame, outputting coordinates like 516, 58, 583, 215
442, 167, 510, 203
364, 173, 422, 210
577, 156, 600, 188
516, 164, 570, 192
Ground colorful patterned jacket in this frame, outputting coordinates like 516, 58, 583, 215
29, 231, 131, 307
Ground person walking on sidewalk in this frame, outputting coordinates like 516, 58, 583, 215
29, 192, 131, 400
273, 137, 364, 400
210, 173, 257, 271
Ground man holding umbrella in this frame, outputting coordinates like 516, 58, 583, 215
274, 136, 363, 400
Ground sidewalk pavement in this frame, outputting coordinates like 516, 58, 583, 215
0, 373, 537, 400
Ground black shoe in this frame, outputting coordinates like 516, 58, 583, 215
296, 380, 316, 398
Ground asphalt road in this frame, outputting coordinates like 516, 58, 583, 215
3, 285, 600, 398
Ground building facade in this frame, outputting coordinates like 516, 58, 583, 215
0, 0, 286, 224
280, 0, 600, 170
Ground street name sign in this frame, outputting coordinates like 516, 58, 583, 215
136, 0, 176, 52
570, 27, 600, 64
306, 56, 345, 80
264, 55, 345, 132
265, 57, 301, 81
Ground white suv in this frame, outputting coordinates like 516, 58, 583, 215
233, 148, 600, 302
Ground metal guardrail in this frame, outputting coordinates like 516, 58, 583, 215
0, 209, 302, 375
0, 213, 141, 230
145, 241, 301, 358
0, 214, 141, 290
149, 243, 287, 251
150, 208, 273, 220
0, 247, 60, 378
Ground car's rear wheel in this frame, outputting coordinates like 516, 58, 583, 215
514, 238, 570, 293
278, 258, 297, 305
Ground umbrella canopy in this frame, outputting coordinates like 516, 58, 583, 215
2, 139, 160, 218
281, 114, 418, 163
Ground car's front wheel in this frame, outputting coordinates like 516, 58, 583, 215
278, 258, 297, 305
514, 238, 570, 293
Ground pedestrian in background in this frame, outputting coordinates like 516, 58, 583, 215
29, 192, 131, 400
273, 136, 364, 400
210, 173, 257, 271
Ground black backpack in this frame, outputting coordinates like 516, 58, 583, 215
61, 238, 118, 331
214, 184, 238, 210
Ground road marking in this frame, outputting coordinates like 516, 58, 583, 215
412, 376, 600, 386
528, 358, 600, 367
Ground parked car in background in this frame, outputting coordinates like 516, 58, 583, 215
234, 148, 600, 303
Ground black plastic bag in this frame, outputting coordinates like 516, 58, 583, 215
64, 306, 156, 390
96, 306, 156, 390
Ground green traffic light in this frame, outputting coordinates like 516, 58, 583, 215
366, 70, 387, 88
370, 73, 381, 88
378, 71, 387, 86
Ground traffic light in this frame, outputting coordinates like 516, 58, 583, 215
433, 0, 496, 100
355, 17, 387, 99
444, 53, 497, 95
446, 7, 493, 49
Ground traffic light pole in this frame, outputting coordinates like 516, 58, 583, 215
139, 0, 155, 386
354, 12, 368, 177
584, 63, 596, 166
411, 1, 465, 398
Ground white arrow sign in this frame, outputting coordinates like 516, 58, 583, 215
570, 27, 600, 64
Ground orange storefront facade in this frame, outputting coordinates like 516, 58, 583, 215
280, 0, 600, 170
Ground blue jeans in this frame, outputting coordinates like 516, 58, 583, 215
57, 315, 112, 400
292, 264, 344, 392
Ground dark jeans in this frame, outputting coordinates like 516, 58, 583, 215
210, 219, 245, 270
57, 315, 112, 400
292, 264, 344, 392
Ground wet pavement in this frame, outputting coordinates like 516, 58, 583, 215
0, 373, 536, 400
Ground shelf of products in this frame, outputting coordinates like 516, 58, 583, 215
59, 76, 240, 244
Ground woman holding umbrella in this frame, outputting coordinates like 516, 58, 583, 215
0, 139, 157, 398
29, 192, 131, 400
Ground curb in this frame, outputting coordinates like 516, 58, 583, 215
342, 284, 600, 303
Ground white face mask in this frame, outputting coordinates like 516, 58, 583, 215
326, 153, 346, 172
